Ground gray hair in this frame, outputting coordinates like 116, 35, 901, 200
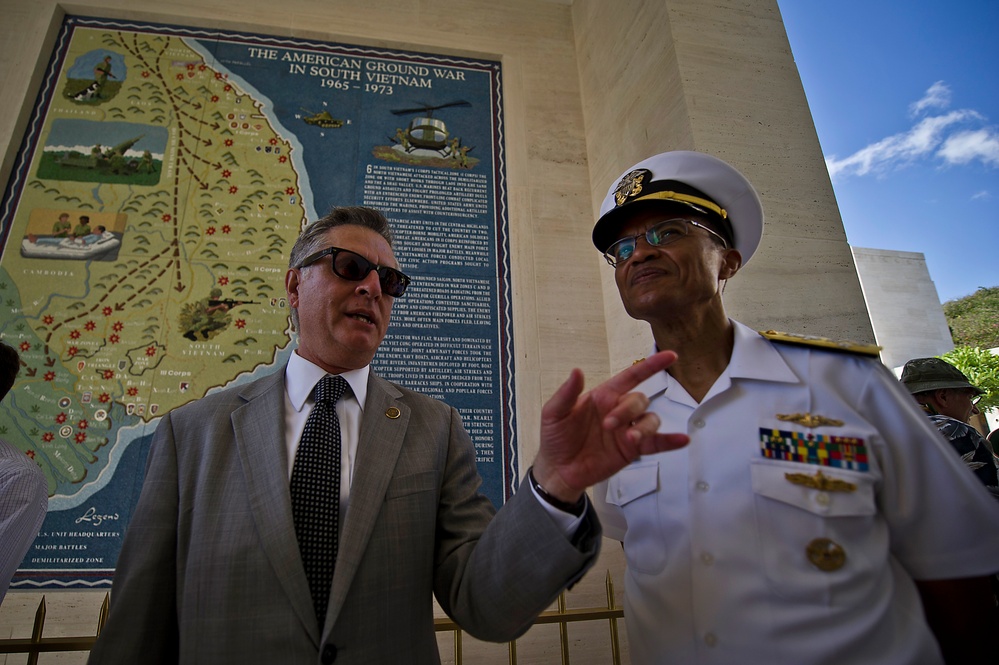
287, 207, 395, 332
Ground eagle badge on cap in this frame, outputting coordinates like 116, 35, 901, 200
613, 169, 651, 206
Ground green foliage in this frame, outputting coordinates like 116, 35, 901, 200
943, 286, 999, 348
939, 346, 999, 412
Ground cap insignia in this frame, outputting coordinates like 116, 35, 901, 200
614, 169, 651, 206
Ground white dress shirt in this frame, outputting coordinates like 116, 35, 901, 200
594, 320, 999, 665
284, 350, 582, 533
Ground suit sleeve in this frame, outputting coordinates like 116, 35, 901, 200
87, 414, 181, 665
431, 406, 601, 643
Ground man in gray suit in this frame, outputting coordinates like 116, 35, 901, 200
88, 206, 688, 664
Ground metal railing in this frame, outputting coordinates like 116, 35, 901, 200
0, 573, 623, 664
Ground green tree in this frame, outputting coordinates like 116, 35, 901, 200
939, 346, 999, 412
942, 286, 999, 348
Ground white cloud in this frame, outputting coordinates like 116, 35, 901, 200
971, 190, 991, 200
826, 110, 980, 178
826, 81, 999, 180
909, 80, 951, 116
937, 128, 999, 167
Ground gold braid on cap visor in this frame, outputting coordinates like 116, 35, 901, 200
621, 190, 728, 221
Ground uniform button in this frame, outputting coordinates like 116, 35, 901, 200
692, 418, 706, 429
815, 492, 830, 506
696, 481, 710, 492
704, 632, 718, 647
700, 552, 714, 565
321, 644, 337, 664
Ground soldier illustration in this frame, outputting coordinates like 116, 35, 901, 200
180, 288, 257, 341
52, 212, 72, 237
93, 56, 115, 98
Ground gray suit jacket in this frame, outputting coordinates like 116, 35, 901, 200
88, 368, 600, 664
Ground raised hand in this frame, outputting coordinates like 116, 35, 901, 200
531, 351, 690, 504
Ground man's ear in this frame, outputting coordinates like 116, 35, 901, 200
719, 248, 743, 280
285, 268, 301, 309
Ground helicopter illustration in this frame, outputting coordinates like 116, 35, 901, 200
299, 108, 345, 129
391, 100, 471, 153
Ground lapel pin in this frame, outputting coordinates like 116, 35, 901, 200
385, 407, 401, 419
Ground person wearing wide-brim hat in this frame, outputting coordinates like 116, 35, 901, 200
901, 357, 999, 500
590, 150, 999, 664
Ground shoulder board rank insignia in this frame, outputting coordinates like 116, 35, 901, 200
632, 357, 646, 365
777, 413, 844, 428
758, 330, 881, 357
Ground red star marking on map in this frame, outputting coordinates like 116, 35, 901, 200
102, 307, 113, 316
78, 420, 88, 430
75, 432, 87, 443
109, 334, 120, 344
199, 64, 207, 71
145, 346, 156, 357
222, 225, 231, 234
211, 95, 219, 103
222, 169, 232, 178
176, 73, 185, 81
162, 214, 172, 222
127, 387, 139, 397
142, 71, 150, 78
43, 315, 54, 325
85, 321, 96, 331
99, 393, 110, 403
112, 321, 124, 332
224, 139, 234, 147
102, 370, 115, 379
186, 63, 196, 70
228, 185, 239, 194
19, 341, 30, 351
269, 138, 278, 145
285, 187, 295, 195
55, 413, 67, 424
235, 319, 246, 329
224, 84, 232, 92
69, 330, 80, 339
278, 155, 287, 163
68, 347, 78, 357
41, 434, 53, 444
28, 448, 38, 457
43, 371, 55, 382
206, 227, 216, 235
218, 276, 229, 285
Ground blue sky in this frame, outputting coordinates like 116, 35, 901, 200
776, 0, 999, 303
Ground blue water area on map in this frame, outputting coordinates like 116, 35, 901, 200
191, 37, 498, 216
12, 429, 153, 588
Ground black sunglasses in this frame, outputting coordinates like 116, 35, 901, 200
295, 246, 411, 297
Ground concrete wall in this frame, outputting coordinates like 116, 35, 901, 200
852, 246, 954, 371
0, 0, 873, 659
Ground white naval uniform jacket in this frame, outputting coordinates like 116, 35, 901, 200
594, 320, 999, 665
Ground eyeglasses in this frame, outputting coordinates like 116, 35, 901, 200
603, 218, 728, 267
295, 246, 411, 297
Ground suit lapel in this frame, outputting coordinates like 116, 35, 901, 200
231, 370, 319, 644
325, 373, 409, 627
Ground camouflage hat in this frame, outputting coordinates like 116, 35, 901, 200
899, 357, 984, 395
592, 151, 764, 265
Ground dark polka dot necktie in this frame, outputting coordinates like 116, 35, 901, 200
290, 374, 348, 627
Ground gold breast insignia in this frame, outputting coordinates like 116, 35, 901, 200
806, 538, 846, 572
784, 470, 857, 493
776, 413, 844, 428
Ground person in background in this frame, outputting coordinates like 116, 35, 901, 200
88, 206, 690, 664
0, 340, 48, 605
589, 150, 999, 664
901, 357, 999, 500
